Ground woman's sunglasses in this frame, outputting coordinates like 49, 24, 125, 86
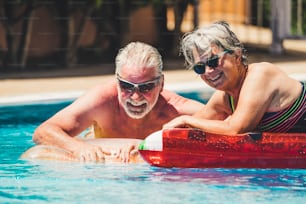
117, 75, 161, 94
193, 50, 233, 74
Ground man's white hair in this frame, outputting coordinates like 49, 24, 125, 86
115, 41, 163, 75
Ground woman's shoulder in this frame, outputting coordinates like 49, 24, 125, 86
249, 62, 276, 70
248, 62, 282, 76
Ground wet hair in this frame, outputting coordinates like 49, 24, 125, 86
115, 41, 163, 75
180, 21, 248, 69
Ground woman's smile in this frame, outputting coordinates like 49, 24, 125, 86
204, 71, 224, 86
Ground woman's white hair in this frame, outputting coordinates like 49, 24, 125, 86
180, 21, 248, 69
115, 41, 163, 75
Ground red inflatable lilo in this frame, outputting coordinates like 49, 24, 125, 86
138, 128, 306, 169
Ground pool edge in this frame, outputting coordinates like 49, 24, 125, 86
1, 74, 306, 106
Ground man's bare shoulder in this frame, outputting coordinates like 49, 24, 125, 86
160, 88, 180, 98
160, 89, 194, 103
159, 89, 204, 115
75, 79, 119, 110
84, 79, 118, 99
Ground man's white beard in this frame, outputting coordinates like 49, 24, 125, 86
119, 96, 158, 119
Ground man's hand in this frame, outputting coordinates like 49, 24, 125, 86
72, 143, 110, 162
113, 142, 139, 163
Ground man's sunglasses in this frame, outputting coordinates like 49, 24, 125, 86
117, 75, 161, 94
193, 50, 233, 74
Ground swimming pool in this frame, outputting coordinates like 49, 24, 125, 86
1, 92, 306, 203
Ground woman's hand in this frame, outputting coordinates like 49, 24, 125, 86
163, 115, 193, 129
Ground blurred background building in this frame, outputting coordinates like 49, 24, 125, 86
0, 0, 305, 71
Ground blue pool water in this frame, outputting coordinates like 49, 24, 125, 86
1, 94, 306, 203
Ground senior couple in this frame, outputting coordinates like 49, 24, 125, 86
22, 21, 305, 163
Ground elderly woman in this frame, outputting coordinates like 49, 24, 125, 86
164, 21, 305, 133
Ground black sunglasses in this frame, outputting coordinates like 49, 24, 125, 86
117, 75, 161, 94
193, 50, 233, 74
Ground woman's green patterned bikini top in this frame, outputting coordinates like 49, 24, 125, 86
228, 82, 306, 132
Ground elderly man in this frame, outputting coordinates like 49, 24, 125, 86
21, 42, 204, 163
